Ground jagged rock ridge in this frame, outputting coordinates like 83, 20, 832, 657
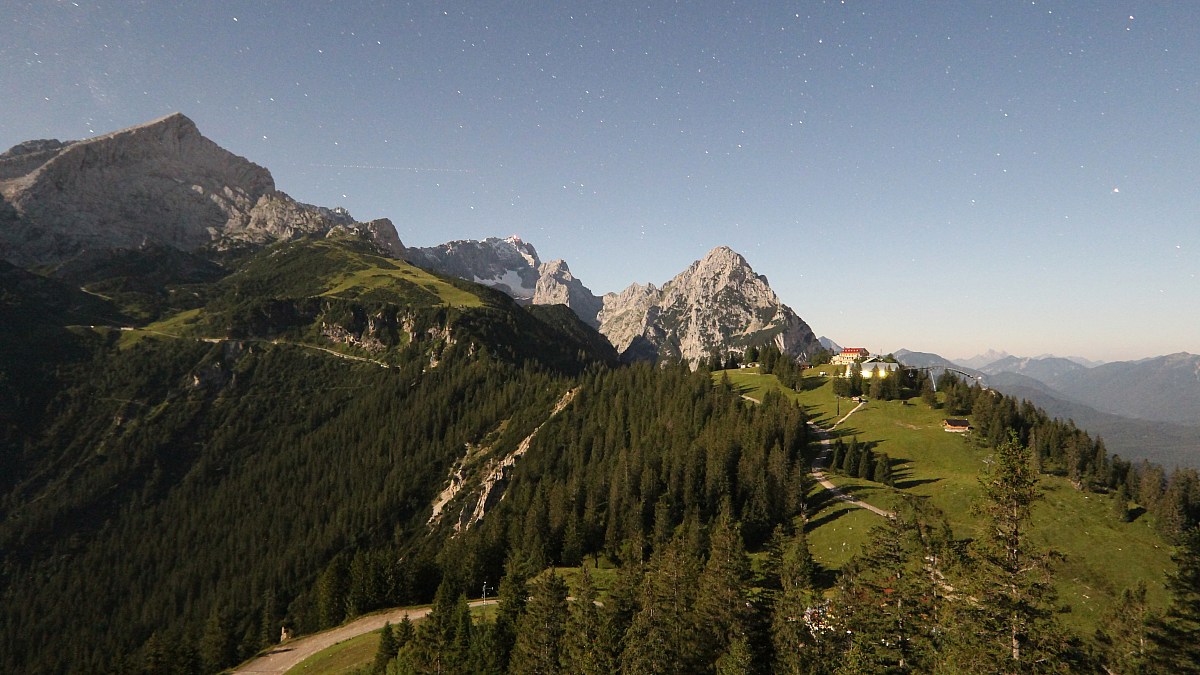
0, 113, 404, 266
412, 237, 819, 364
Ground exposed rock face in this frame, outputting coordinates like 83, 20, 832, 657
596, 246, 819, 363
409, 236, 542, 303
0, 113, 404, 266
413, 236, 819, 365
533, 259, 603, 327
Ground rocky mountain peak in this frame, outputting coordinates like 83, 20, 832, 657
596, 248, 818, 364
408, 235, 820, 365
0, 113, 404, 266
409, 236, 543, 302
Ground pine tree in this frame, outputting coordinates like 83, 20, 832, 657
620, 534, 702, 674
772, 528, 820, 675
492, 554, 532, 673
694, 510, 753, 666
830, 510, 936, 673
373, 622, 398, 674
259, 587, 278, 649
857, 448, 875, 482
874, 453, 894, 487
1095, 583, 1153, 674
940, 433, 1070, 672
715, 632, 754, 675
562, 565, 612, 675
920, 376, 937, 409
1147, 527, 1200, 673
1112, 483, 1131, 523
317, 556, 348, 628
509, 570, 569, 675
199, 607, 235, 674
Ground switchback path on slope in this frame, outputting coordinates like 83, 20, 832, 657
232, 599, 498, 674
118, 327, 396, 369
808, 401, 895, 519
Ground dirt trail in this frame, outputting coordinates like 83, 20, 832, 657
808, 401, 895, 519
232, 599, 497, 674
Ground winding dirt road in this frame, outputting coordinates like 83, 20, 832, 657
232, 599, 497, 674
808, 401, 895, 519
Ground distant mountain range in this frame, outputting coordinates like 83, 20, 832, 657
897, 348, 1200, 467
0, 113, 819, 366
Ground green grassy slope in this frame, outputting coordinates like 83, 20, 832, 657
714, 367, 1174, 635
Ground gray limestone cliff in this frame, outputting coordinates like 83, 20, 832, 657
533, 259, 603, 327
0, 113, 404, 266
408, 236, 819, 365
596, 246, 819, 363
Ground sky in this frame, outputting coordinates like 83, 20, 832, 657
2, 1, 1197, 362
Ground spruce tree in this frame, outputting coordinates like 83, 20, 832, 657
830, 511, 935, 673
562, 565, 612, 675
772, 528, 820, 675
373, 622, 398, 674
920, 376, 937, 409
858, 448, 875, 482
492, 554, 532, 672
620, 533, 702, 674
939, 433, 1069, 672
509, 570, 569, 675
1095, 583, 1153, 675
1147, 527, 1200, 673
874, 453, 894, 487
694, 509, 754, 666
199, 607, 235, 674
1112, 483, 1131, 523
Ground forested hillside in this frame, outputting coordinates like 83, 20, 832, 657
3, 236, 1199, 673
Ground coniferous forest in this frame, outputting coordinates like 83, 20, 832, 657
2, 238, 1200, 674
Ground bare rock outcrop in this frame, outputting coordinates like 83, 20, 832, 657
596, 246, 819, 363
0, 113, 404, 265
406, 235, 820, 365
533, 259, 603, 327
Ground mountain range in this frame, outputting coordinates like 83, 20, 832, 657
896, 348, 1200, 467
414, 235, 820, 364
0, 113, 819, 367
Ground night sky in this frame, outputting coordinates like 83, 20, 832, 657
3, 1, 1197, 362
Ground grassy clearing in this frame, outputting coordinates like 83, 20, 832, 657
116, 308, 204, 348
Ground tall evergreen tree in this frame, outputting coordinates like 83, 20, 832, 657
373, 621, 398, 674
509, 570, 569, 675
939, 434, 1070, 672
1147, 527, 1200, 673
694, 509, 754, 666
199, 607, 235, 674
830, 508, 937, 673
562, 565, 613, 675
620, 534, 702, 674
1094, 583, 1154, 675
491, 554, 532, 673
772, 527, 821, 675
